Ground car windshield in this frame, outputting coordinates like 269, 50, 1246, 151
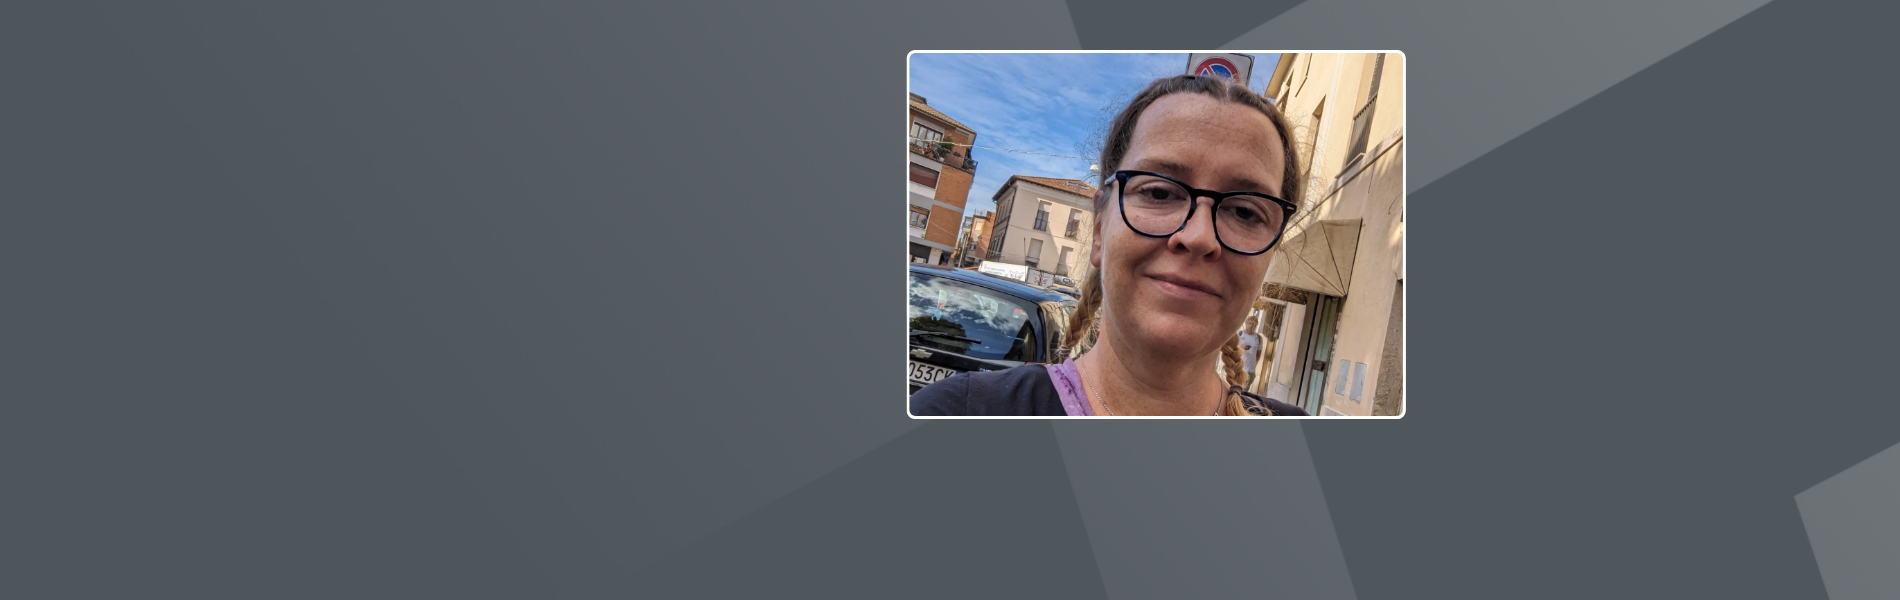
909, 272, 1039, 361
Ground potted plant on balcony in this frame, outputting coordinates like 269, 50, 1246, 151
932, 137, 955, 161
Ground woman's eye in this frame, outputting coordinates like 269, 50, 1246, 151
1231, 207, 1260, 222
1140, 187, 1175, 200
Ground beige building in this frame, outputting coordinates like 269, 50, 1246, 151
985, 175, 1097, 279
1247, 52, 1405, 416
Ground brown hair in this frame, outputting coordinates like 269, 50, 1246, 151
1064, 74, 1305, 416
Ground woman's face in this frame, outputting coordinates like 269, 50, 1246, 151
1091, 93, 1286, 360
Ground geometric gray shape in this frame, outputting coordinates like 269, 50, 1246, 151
1224, 0, 1774, 194
6, 2, 1098, 597
1798, 441, 1900, 600
1064, 0, 1309, 49
1053, 422, 1356, 599
644, 422, 1105, 599
1295, 0, 1900, 596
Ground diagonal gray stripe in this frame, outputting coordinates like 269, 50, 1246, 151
606, 0, 1084, 571
644, 422, 1107, 598
1798, 441, 1900, 600
1065, 0, 1308, 49
1053, 422, 1356, 599
1224, 0, 1773, 194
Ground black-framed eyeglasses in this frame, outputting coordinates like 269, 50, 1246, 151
1110, 170, 1298, 255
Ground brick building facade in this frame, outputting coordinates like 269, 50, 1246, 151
908, 93, 978, 264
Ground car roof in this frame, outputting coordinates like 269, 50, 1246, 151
909, 264, 1073, 304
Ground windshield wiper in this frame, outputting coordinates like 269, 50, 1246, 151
909, 330, 982, 345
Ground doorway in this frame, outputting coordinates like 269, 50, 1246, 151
1297, 294, 1343, 415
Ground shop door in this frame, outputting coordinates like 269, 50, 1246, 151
1300, 295, 1343, 415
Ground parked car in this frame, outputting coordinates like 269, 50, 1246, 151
908, 264, 1076, 394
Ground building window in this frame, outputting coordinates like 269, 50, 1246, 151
1026, 238, 1043, 268
1345, 54, 1385, 166
911, 120, 944, 158
1034, 202, 1050, 231
910, 121, 943, 144
1297, 53, 1313, 95
1057, 247, 1072, 275
909, 163, 939, 188
1065, 209, 1081, 238
909, 205, 929, 229
1306, 98, 1324, 177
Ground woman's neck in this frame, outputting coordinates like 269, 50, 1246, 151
1078, 328, 1225, 416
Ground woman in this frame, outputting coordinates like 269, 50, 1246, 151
910, 74, 1308, 416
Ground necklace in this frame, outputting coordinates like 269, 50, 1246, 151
1078, 361, 1223, 416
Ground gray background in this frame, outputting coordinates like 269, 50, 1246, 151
4, 0, 1896, 598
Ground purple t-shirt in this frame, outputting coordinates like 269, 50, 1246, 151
1043, 359, 1094, 416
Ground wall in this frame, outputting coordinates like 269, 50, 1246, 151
926, 157, 972, 249
1316, 139, 1403, 416
906, 152, 955, 253
972, 215, 992, 258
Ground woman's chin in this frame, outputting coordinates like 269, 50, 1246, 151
1128, 314, 1225, 357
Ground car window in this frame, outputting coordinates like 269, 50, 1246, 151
909, 273, 1039, 361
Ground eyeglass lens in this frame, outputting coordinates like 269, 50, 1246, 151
1120, 174, 1284, 253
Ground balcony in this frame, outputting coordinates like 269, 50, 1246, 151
909, 140, 945, 160
908, 139, 976, 172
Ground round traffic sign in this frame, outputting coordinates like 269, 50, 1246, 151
1195, 57, 1238, 79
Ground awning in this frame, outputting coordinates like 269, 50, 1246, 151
1263, 219, 1361, 297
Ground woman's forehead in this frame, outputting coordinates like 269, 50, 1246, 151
1125, 94, 1285, 194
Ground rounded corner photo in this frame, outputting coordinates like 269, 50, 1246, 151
906, 52, 1403, 418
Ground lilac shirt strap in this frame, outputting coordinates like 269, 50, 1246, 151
1044, 359, 1094, 416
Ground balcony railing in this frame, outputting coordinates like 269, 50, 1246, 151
908, 139, 977, 171
909, 140, 941, 158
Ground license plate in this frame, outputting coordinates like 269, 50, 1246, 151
908, 360, 957, 386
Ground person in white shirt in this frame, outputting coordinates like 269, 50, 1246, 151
1238, 316, 1263, 390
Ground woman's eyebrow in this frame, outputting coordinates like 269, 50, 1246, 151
1135, 159, 1273, 194
1132, 158, 1193, 178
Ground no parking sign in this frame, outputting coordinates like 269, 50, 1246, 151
1186, 53, 1255, 87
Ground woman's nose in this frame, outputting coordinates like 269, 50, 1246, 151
1169, 197, 1223, 256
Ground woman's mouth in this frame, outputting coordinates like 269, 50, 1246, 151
1145, 273, 1221, 299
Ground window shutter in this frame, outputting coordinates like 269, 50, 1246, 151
909, 163, 939, 188
1367, 53, 1385, 104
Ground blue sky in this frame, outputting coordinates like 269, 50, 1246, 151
908, 52, 1279, 217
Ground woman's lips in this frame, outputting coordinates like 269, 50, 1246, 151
1146, 274, 1221, 299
